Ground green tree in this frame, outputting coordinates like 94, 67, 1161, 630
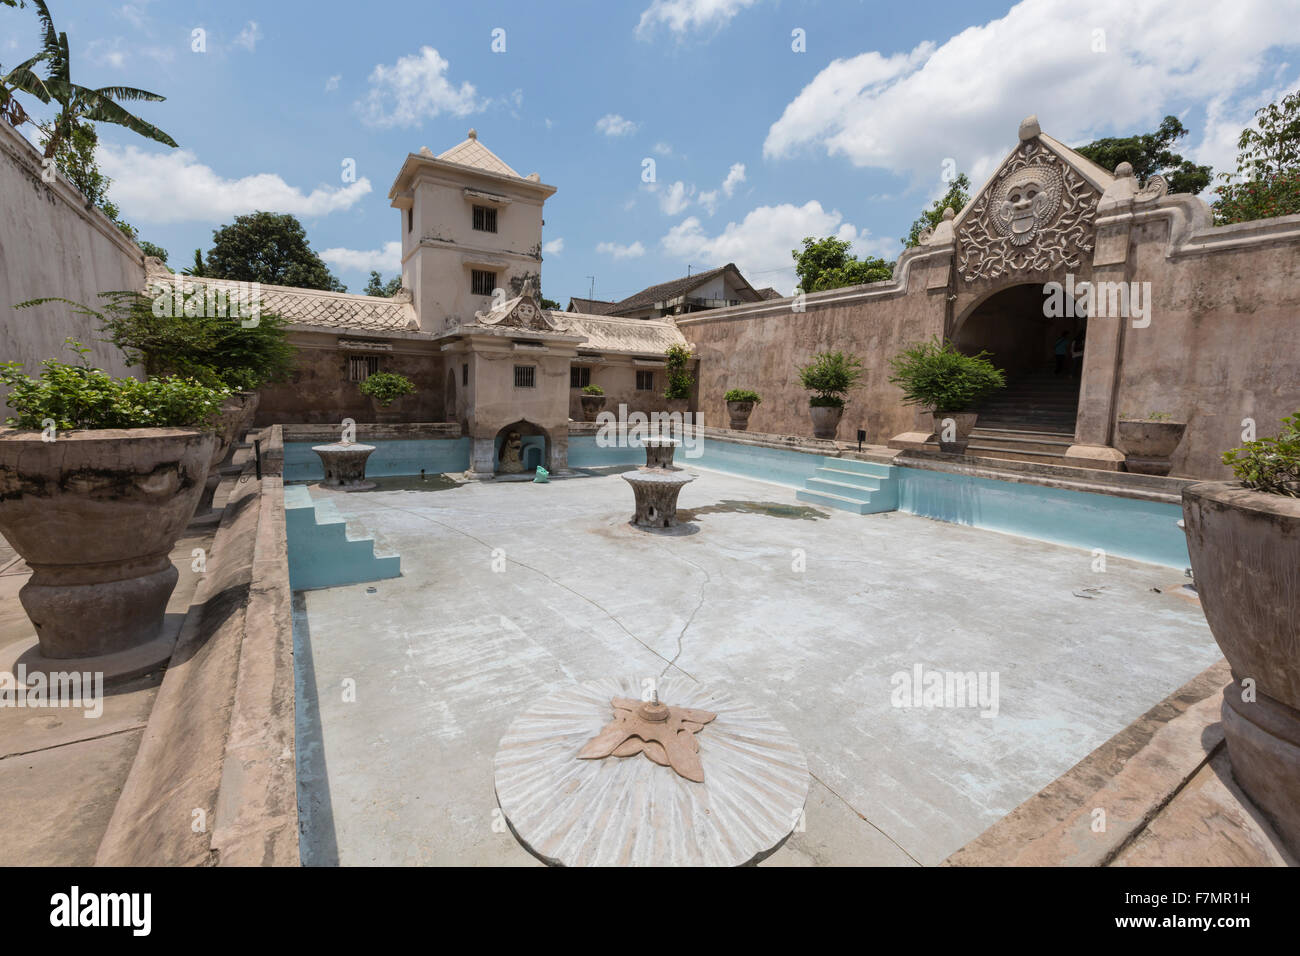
1075, 116, 1211, 195
204, 212, 346, 292
792, 237, 892, 293
138, 240, 168, 263
902, 173, 971, 247
182, 249, 207, 277
26, 0, 177, 159
364, 271, 403, 297
1213, 91, 1300, 225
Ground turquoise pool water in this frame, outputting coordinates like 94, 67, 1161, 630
284, 436, 1188, 568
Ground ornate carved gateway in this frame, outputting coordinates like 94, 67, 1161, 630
956, 138, 1102, 282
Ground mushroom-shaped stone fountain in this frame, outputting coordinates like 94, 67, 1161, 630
312, 440, 377, 491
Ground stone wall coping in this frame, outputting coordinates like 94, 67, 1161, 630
280, 422, 462, 442
95, 457, 298, 866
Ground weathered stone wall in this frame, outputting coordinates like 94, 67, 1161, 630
0, 120, 142, 418
254, 330, 446, 426
566, 357, 696, 421
1113, 212, 1300, 479
678, 249, 949, 443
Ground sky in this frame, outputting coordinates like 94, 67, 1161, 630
3, 0, 1298, 303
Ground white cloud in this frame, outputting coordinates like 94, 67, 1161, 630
698, 189, 720, 215
98, 144, 372, 223
325, 74, 341, 93
637, 0, 759, 38
596, 113, 638, 137
234, 21, 262, 52
320, 241, 402, 274
661, 200, 890, 294
86, 35, 173, 68
721, 162, 746, 196
763, 0, 1300, 187
543, 237, 564, 254
659, 180, 693, 215
597, 240, 646, 259
653, 141, 674, 156
361, 47, 483, 127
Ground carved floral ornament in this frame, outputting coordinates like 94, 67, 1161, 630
956, 141, 1101, 282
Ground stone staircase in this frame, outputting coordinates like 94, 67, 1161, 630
796, 457, 899, 514
284, 484, 400, 590
965, 371, 1079, 465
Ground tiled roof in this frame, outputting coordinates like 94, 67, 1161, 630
607, 262, 764, 316
756, 286, 783, 300
144, 264, 419, 334
437, 133, 522, 179
567, 297, 618, 315
561, 311, 686, 354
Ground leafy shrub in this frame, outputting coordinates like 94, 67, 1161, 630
21, 291, 294, 391
581, 384, 604, 396
888, 337, 1005, 412
724, 388, 761, 404
1222, 411, 1300, 497
358, 371, 416, 407
663, 344, 694, 400
0, 340, 229, 431
797, 351, 863, 409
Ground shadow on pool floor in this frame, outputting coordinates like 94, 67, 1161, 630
678, 500, 829, 521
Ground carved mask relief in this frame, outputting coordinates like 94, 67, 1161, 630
956, 140, 1100, 281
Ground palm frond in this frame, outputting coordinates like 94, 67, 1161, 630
94, 85, 166, 104
78, 90, 177, 147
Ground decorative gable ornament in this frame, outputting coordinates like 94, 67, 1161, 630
472, 278, 569, 332
956, 139, 1101, 282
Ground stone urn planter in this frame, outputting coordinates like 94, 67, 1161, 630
1115, 419, 1186, 475
0, 427, 217, 674
810, 404, 843, 440
313, 441, 377, 491
1182, 482, 1300, 855
933, 411, 979, 452
369, 395, 410, 424
579, 394, 606, 423
726, 400, 755, 431
192, 392, 253, 525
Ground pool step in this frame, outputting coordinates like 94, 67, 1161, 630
284, 485, 401, 590
796, 457, 898, 515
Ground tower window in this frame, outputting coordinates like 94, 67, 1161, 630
472, 205, 498, 233
462, 363, 469, 386
514, 365, 536, 388
471, 269, 496, 296
407, 208, 412, 233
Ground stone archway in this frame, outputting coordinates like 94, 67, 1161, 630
951, 282, 1089, 458
494, 419, 551, 475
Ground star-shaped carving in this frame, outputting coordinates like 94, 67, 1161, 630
577, 697, 717, 782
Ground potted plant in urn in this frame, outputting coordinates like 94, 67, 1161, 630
888, 337, 1005, 451
1115, 411, 1187, 475
359, 371, 417, 422
662, 344, 695, 412
0, 340, 228, 677
579, 384, 606, 422
723, 388, 761, 431
797, 351, 863, 439
1182, 411, 1300, 854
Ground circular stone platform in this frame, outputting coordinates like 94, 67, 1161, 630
493, 676, 809, 866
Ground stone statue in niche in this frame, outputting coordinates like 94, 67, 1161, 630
498, 432, 524, 474
992, 166, 1062, 245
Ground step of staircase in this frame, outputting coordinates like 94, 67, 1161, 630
284, 485, 401, 590
795, 457, 898, 514
967, 427, 1075, 456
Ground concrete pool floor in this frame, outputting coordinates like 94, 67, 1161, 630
294, 465, 1221, 866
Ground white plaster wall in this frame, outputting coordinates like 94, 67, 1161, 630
0, 119, 142, 418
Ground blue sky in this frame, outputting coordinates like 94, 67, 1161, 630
4, 0, 1298, 302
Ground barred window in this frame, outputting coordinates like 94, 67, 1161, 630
472, 205, 498, 233
471, 269, 496, 296
514, 365, 536, 388
570, 366, 591, 389
635, 370, 654, 391
348, 355, 381, 382
462, 363, 469, 386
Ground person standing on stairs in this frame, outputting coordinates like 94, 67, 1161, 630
1053, 331, 1071, 375
1070, 331, 1085, 379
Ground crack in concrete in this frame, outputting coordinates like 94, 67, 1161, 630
0, 722, 148, 761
